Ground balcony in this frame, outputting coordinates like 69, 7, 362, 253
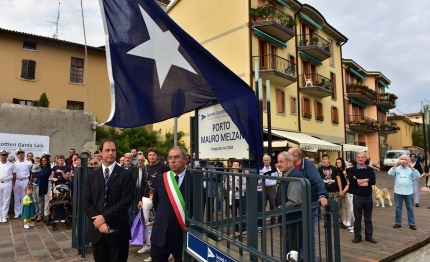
376, 93, 397, 109
250, 5, 296, 42
253, 54, 296, 86
297, 33, 331, 61
378, 121, 399, 134
298, 74, 332, 98
348, 115, 379, 133
346, 84, 377, 105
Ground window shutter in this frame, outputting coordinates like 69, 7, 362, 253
301, 97, 304, 116
13, 98, 20, 104
28, 60, 36, 79
21, 60, 28, 78
33, 100, 38, 106
314, 101, 317, 117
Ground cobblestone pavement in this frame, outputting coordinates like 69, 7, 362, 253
0, 216, 148, 262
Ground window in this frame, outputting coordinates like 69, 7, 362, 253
330, 72, 337, 100
259, 40, 268, 69
12, 98, 38, 106
331, 106, 339, 124
20, 60, 36, 80
67, 100, 84, 110
328, 39, 334, 66
315, 101, 324, 121
351, 105, 364, 116
276, 89, 285, 114
70, 57, 84, 83
262, 86, 267, 111
23, 41, 36, 51
288, 55, 296, 76
302, 97, 311, 118
290, 96, 297, 114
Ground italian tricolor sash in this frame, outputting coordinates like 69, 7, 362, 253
163, 171, 185, 229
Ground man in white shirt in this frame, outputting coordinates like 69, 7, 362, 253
260, 155, 278, 225
0, 149, 17, 223
13, 148, 33, 218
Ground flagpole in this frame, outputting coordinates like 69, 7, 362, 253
80, 0, 91, 117
174, 117, 178, 146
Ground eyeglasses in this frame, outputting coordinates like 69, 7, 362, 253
168, 155, 182, 161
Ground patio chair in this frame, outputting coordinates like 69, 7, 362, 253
304, 75, 313, 87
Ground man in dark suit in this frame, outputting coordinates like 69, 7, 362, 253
82, 140, 135, 262
150, 146, 192, 262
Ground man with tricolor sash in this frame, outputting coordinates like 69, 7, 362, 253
150, 146, 192, 262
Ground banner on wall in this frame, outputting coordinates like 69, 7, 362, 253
0, 133, 50, 157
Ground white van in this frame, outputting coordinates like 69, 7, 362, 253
383, 150, 411, 170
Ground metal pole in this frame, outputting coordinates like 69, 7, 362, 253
258, 78, 263, 134
174, 117, 178, 146
266, 80, 272, 159
422, 102, 428, 171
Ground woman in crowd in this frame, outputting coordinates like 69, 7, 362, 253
336, 157, 353, 229
31, 156, 52, 222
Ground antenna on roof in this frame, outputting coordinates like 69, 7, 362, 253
47, 2, 61, 39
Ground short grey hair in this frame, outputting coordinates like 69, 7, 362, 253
278, 151, 293, 162
124, 153, 132, 158
400, 154, 410, 161
263, 154, 271, 161
357, 151, 367, 159
170, 146, 187, 158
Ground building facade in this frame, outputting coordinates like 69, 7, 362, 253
342, 59, 398, 167
158, 0, 348, 160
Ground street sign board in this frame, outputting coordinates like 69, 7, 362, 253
187, 232, 236, 262
198, 103, 249, 159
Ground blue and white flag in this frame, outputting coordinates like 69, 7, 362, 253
99, 0, 263, 159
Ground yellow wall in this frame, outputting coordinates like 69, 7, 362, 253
0, 32, 111, 122
387, 119, 413, 149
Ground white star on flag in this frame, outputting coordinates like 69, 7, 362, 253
127, 4, 197, 88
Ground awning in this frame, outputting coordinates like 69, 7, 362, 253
264, 140, 298, 148
252, 28, 286, 48
350, 98, 367, 108
342, 144, 368, 152
379, 106, 389, 113
299, 52, 322, 66
264, 129, 341, 152
277, 0, 290, 8
349, 68, 366, 81
379, 80, 389, 89
299, 13, 322, 30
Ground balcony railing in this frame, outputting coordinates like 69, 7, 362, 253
376, 92, 397, 109
378, 121, 399, 133
297, 33, 331, 61
253, 54, 296, 86
348, 115, 379, 133
250, 5, 296, 42
346, 84, 377, 104
298, 73, 332, 98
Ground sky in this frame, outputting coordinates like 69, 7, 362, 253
0, 0, 429, 114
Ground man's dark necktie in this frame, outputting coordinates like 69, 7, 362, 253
104, 168, 110, 209
175, 175, 179, 185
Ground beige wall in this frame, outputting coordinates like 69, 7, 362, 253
0, 31, 111, 122
387, 119, 413, 150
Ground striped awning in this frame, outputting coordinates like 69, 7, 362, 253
379, 80, 389, 89
299, 13, 322, 30
349, 68, 366, 81
350, 98, 367, 108
277, 0, 290, 8
252, 28, 286, 48
299, 52, 322, 66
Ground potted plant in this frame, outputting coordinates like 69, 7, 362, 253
310, 37, 319, 45
286, 18, 298, 28
299, 39, 308, 46
250, 5, 270, 21
333, 120, 339, 124
303, 113, 312, 119
316, 116, 324, 121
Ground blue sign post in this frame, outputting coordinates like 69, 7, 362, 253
187, 232, 237, 262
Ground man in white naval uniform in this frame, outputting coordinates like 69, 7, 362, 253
0, 149, 17, 223
13, 148, 33, 218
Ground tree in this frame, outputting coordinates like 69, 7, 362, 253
38, 92, 50, 107
412, 126, 429, 150
95, 126, 188, 157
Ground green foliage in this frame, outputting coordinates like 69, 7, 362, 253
412, 127, 429, 150
95, 126, 188, 157
38, 92, 50, 107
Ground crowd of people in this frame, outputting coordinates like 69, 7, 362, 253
2, 143, 430, 262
